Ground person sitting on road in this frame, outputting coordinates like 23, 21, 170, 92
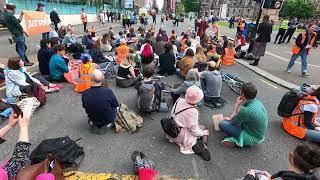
179, 34, 188, 52
218, 82, 268, 148
222, 41, 236, 66
114, 31, 125, 47
37, 39, 54, 76
140, 39, 154, 65
116, 39, 129, 65
200, 61, 224, 108
5, 57, 60, 98
0, 113, 31, 179
176, 49, 195, 78
89, 38, 108, 65
193, 46, 208, 72
170, 30, 177, 40
116, 53, 140, 88
169, 38, 179, 57
101, 33, 113, 53
153, 35, 165, 56
158, 42, 176, 76
167, 86, 211, 161
243, 143, 320, 180
282, 87, 320, 143
58, 25, 67, 40
62, 26, 76, 45
135, 65, 164, 113
82, 69, 119, 135
171, 69, 202, 104
75, 54, 97, 93
49, 44, 69, 82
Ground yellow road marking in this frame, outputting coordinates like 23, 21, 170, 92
64, 171, 200, 180
259, 79, 278, 89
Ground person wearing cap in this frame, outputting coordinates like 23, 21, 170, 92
218, 82, 268, 148
36, 3, 50, 40
167, 85, 211, 161
116, 39, 129, 65
82, 69, 119, 135
200, 61, 224, 108
75, 54, 97, 93
3, 3, 33, 66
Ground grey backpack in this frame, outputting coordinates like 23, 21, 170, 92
137, 81, 155, 113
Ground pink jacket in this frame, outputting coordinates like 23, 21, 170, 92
168, 98, 204, 154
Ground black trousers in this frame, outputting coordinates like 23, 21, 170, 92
274, 28, 286, 43
282, 28, 296, 43
83, 22, 87, 32
53, 22, 59, 32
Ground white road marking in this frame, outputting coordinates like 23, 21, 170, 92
259, 78, 278, 89
265, 51, 320, 68
191, 157, 199, 180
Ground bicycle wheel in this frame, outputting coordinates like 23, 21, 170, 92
228, 82, 242, 95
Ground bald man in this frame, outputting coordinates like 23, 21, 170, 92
200, 61, 224, 108
82, 69, 119, 135
50, 8, 61, 31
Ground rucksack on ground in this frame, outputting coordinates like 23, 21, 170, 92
137, 81, 155, 113
115, 103, 143, 133
29, 136, 84, 169
277, 89, 308, 117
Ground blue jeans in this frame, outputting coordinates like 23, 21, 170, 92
15, 35, 29, 63
287, 49, 308, 74
219, 120, 242, 138
0, 97, 16, 118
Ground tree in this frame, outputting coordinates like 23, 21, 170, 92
279, 0, 316, 19
182, 0, 199, 12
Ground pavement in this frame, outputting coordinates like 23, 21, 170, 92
0, 17, 319, 179
218, 25, 320, 86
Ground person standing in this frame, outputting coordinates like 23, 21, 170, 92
194, 17, 199, 32
250, 15, 272, 66
80, 8, 88, 32
274, 18, 289, 44
229, 16, 235, 28
110, 11, 114, 23
286, 23, 318, 77
50, 8, 61, 32
106, 10, 110, 22
36, 3, 50, 40
152, 12, 156, 24
197, 16, 209, 39
4, 3, 33, 66
282, 18, 298, 44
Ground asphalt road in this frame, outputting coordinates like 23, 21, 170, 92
219, 26, 320, 86
0, 17, 319, 179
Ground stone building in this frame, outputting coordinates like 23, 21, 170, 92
204, 0, 259, 19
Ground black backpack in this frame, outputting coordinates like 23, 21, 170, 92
277, 89, 309, 118
161, 99, 194, 138
29, 136, 84, 169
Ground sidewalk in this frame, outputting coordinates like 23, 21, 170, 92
0, 20, 121, 65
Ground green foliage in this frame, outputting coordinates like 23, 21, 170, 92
279, 0, 316, 19
181, 0, 199, 12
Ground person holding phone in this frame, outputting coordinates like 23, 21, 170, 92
243, 143, 320, 180
218, 82, 268, 148
287, 23, 318, 77
0, 113, 30, 180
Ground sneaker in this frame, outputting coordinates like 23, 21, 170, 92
24, 62, 34, 66
286, 69, 292, 73
8, 38, 13, 44
301, 73, 309, 77
0, 115, 8, 121
192, 140, 211, 161
17, 97, 40, 119
221, 140, 236, 148
131, 151, 144, 173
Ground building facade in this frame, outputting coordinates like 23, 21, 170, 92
202, 0, 259, 19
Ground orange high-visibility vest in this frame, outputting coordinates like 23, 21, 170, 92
75, 62, 96, 93
81, 12, 88, 23
282, 95, 319, 139
222, 48, 235, 66
291, 32, 316, 55
116, 45, 129, 65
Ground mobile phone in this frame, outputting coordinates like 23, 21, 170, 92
9, 103, 23, 117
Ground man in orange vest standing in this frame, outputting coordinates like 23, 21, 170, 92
80, 8, 88, 33
287, 23, 318, 77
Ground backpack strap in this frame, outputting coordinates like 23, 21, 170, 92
172, 98, 195, 116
